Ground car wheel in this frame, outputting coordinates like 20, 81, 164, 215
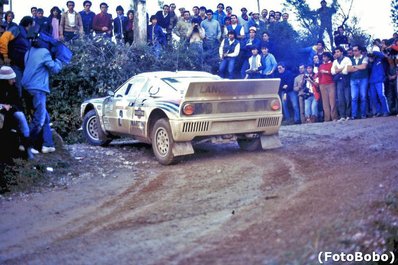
82, 110, 112, 146
237, 136, 261, 151
151, 118, 177, 165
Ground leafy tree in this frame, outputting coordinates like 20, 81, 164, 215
391, 0, 398, 32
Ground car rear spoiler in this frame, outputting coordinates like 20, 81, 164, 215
184, 78, 281, 101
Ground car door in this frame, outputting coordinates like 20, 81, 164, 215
103, 77, 147, 134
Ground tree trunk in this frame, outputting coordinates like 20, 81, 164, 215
132, 0, 147, 45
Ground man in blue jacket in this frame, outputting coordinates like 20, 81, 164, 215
368, 51, 390, 117
21, 33, 63, 154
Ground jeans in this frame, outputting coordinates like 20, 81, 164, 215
336, 79, 351, 118
350, 78, 368, 118
279, 91, 300, 123
219, 57, 236, 79
304, 95, 318, 117
369, 82, 390, 115
11, 65, 23, 98
28, 90, 54, 147
13, 111, 29, 138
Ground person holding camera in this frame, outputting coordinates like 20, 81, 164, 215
294, 63, 307, 122
21, 31, 63, 154
303, 65, 320, 123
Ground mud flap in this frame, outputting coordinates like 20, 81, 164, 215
260, 134, 282, 150
172, 141, 194, 157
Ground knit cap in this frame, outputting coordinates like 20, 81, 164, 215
0, 66, 16, 80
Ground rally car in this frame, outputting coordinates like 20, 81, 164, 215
81, 71, 282, 165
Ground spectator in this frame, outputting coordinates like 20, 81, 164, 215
48, 6, 62, 40
245, 11, 266, 37
192, 6, 200, 20
3, 11, 17, 30
316, 0, 336, 46
331, 46, 351, 121
0, 66, 33, 159
114, 5, 128, 43
213, 3, 227, 29
226, 6, 233, 17
240, 26, 261, 78
0, 16, 34, 97
92, 2, 113, 38
147, 15, 166, 57
245, 47, 262, 79
303, 65, 320, 122
274, 11, 282, 22
347, 45, 368, 119
260, 9, 268, 23
31, 7, 38, 19
275, 62, 300, 124
334, 26, 349, 49
187, 18, 205, 67
218, 30, 240, 79
200, 9, 221, 52
125, 10, 134, 45
60, 1, 83, 41
368, 51, 390, 117
198, 6, 207, 22
155, 5, 173, 43
260, 31, 274, 54
34, 8, 50, 34
178, 7, 185, 21
239, 7, 249, 28
175, 10, 191, 43
294, 63, 307, 122
79, 0, 95, 36
318, 52, 337, 121
258, 45, 277, 78
224, 14, 245, 41
282, 13, 289, 23
21, 32, 63, 154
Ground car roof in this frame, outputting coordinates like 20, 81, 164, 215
136, 71, 217, 79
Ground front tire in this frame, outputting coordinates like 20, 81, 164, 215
151, 118, 177, 165
82, 110, 112, 146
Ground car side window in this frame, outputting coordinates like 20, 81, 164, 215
114, 79, 133, 98
126, 77, 147, 98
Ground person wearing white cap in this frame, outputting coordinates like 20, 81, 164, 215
0, 66, 33, 159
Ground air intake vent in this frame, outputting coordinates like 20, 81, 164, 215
182, 121, 210, 132
258, 117, 280, 127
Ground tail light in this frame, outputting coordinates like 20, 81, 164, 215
270, 99, 281, 111
183, 103, 195, 115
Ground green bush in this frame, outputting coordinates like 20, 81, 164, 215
48, 36, 209, 143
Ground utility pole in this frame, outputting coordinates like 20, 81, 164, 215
132, 0, 147, 45
257, 0, 260, 13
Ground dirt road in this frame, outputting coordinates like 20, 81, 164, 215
1, 117, 397, 264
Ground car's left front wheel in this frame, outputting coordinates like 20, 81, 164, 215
82, 110, 112, 146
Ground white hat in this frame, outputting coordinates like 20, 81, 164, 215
0, 66, 16, 80
249, 26, 257, 32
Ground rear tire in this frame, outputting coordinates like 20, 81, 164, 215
82, 110, 112, 146
151, 118, 177, 165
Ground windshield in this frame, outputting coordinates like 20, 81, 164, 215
161, 76, 221, 97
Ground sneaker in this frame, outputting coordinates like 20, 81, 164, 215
19, 145, 25, 152
42, 146, 56, 153
337, 117, 346, 122
345, 117, 351, 120
31, 148, 39, 155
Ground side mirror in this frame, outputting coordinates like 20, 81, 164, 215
107, 90, 115, 97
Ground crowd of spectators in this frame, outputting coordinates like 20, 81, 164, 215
0, 1, 398, 161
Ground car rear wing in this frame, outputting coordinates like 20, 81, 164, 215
183, 78, 281, 101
